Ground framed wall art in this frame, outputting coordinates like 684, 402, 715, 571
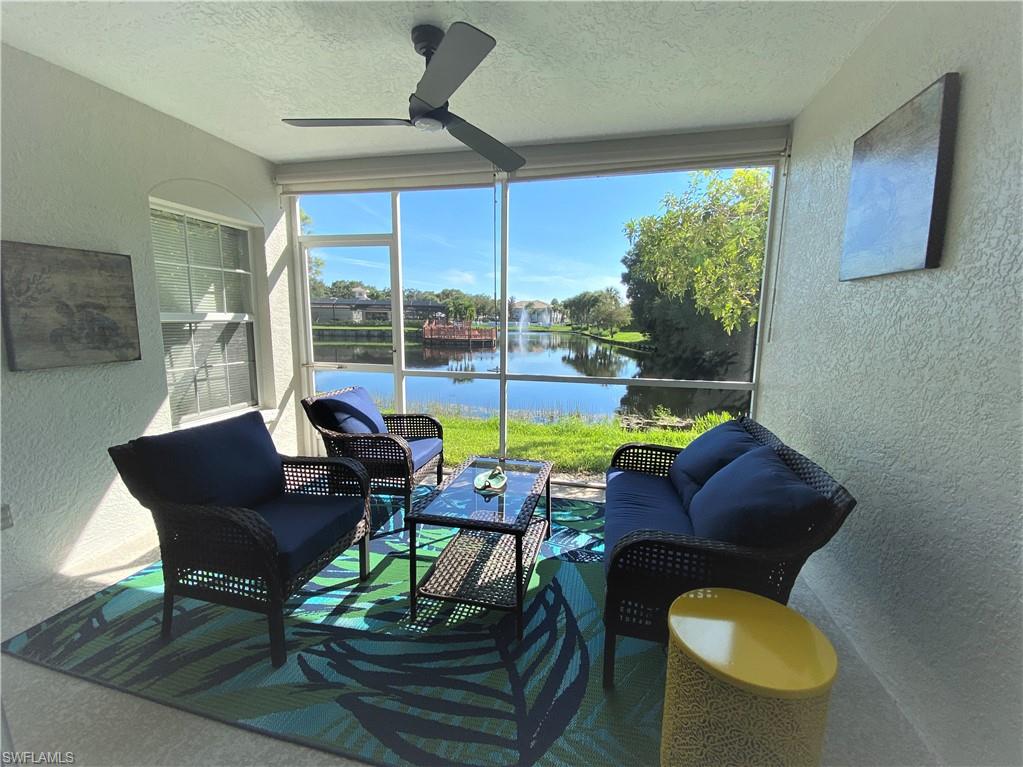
1, 241, 142, 371
840, 72, 960, 281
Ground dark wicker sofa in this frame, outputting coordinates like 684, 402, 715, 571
109, 411, 371, 667
302, 386, 444, 522
603, 415, 856, 687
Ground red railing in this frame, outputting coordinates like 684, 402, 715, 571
421, 320, 497, 345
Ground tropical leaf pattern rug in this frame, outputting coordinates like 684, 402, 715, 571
2, 494, 667, 766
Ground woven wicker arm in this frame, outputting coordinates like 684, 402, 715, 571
152, 501, 283, 608
316, 428, 414, 480
604, 529, 810, 662
610, 443, 682, 477
610, 530, 806, 599
383, 413, 444, 441
279, 454, 372, 598
281, 455, 370, 498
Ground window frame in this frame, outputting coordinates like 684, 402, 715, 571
289, 153, 786, 456
149, 199, 263, 427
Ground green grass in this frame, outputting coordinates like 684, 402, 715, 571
604, 331, 649, 343
575, 328, 650, 343
522, 324, 574, 333
434, 410, 732, 474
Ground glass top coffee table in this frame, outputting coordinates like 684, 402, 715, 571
407, 455, 553, 638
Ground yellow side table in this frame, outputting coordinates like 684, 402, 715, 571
661, 588, 837, 767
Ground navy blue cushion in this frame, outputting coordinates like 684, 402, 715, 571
408, 437, 443, 470
669, 420, 762, 490
131, 411, 282, 508
253, 493, 365, 577
688, 446, 829, 548
311, 387, 387, 434
669, 468, 703, 510
604, 469, 693, 570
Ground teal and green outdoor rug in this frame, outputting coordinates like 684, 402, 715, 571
2, 494, 667, 766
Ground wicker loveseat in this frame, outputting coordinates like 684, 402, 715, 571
602, 415, 856, 687
302, 386, 444, 522
109, 411, 371, 667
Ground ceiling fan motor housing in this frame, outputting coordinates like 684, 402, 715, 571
408, 92, 448, 125
411, 24, 446, 61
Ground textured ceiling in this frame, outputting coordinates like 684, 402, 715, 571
1, 2, 890, 164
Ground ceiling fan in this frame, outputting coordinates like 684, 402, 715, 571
283, 22, 525, 172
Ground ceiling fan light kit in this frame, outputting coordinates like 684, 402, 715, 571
284, 22, 525, 172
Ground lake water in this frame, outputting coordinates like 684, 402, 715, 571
313, 330, 750, 419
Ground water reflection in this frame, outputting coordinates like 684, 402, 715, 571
312, 329, 753, 418
560, 340, 632, 378
313, 330, 750, 381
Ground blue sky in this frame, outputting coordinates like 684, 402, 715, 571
300, 169, 701, 303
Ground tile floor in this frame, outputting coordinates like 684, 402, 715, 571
1, 483, 936, 766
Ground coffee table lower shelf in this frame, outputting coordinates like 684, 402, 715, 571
417, 518, 547, 636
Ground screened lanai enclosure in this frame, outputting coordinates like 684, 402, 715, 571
285, 136, 785, 470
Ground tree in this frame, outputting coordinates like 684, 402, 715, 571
562, 290, 605, 327
300, 208, 314, 234
445, 296, 477, 323
404, 288, 440, 304
301, 209, 329, 296
308, 254, 328, 297
325, 280, 363, 298
588, 288, 631, 334
550, 298, 562, 323
623, 168, 771, 333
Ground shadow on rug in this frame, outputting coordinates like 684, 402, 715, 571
2, 494, 666, 766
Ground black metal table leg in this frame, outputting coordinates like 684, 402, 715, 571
545, 476, 552, 539
515, 533, 524, 639
409, 522, 418, 620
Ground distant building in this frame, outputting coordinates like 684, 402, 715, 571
310, 297, 445, 325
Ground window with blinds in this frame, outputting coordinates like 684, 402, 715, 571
150, 207, 258, 425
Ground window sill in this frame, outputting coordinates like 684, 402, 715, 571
176, 406, 279, 431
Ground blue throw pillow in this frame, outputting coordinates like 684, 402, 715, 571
688, 446, 829, 548
668, 465, 702, 509
312, 387, 388, 434
131, 411, 283, 509
669, 420, 762, 494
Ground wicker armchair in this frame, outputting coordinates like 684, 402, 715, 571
302, 386, 444, 521
108, 412, 371, 667
603, 415, 856, 688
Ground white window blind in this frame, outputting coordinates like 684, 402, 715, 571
150, 207, 258, 424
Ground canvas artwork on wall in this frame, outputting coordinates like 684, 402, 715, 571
1, 241, 142, 371
840, 72, 960, 281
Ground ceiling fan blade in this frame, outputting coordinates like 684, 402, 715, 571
282, 118, 412, 127
445, 113, 525, 172
414, 22, 496, 108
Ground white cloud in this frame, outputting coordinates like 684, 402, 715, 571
508, 248, 625, 298
350, 198, 391, 227
335, 256, 388, 270
516, 273, 620, 290
412, 232, 458, 249
441, 269, 477, 286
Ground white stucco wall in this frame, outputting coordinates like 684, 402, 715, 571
757, 3, 1022, 764
0, 46, 302, 600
